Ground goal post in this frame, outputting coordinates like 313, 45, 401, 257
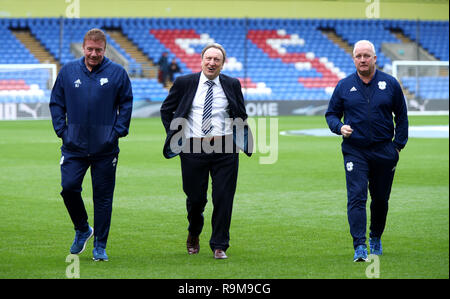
0, 64, 57, 120
392, 60, 449, 115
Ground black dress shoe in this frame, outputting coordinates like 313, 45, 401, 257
186, 233, 199, 254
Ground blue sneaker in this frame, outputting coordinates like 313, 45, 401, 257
353, 245, 368, 262
70, 226, 93, 254
92, 247, 109, 261
369, 237, 383, 255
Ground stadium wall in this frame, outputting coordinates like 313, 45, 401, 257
0, 0, 448, 20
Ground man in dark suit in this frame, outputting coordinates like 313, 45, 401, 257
160, 43, 252, 259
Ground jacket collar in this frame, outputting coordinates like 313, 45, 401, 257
354, 68, 378, 86
78, 56, 111, 74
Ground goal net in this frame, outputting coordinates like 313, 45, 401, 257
392, 60, 449, 115
0, 64, 56, 120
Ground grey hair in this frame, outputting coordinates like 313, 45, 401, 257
201, 43, 227, 62
353, 40, 376, 56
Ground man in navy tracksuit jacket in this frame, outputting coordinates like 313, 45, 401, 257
50, 29, 133, 261
325, 40, 408, 262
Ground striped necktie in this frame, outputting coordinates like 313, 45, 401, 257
201, 80, 215, 135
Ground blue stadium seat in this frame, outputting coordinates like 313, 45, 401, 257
1, 17, 448, 103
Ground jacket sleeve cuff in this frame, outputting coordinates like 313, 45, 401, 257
56, 127, 66, 138
393, 141, 404, 152
336, 123, 343, 135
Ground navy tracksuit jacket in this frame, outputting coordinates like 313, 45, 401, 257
50, 57, 133, 249
326, 70, 408, 248
50, 57, 133, 157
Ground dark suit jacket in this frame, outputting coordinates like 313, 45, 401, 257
160, 72, 253, 159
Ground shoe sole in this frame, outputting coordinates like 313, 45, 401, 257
92, 258, 108, 262
213, 251, 228, 259
214, 256, 228, 259
71, 227, 94, 255
353, 257, 369, 262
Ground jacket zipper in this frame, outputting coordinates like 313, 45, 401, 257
366, 94, 372, 145
87, 72, 91, 157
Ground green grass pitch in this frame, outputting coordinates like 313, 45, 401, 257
0, 115, 448, 279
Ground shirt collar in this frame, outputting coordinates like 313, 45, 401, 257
200, 72, 220, 86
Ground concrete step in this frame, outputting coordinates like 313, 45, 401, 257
11, 29, 60, 71
107, 30, 158, 78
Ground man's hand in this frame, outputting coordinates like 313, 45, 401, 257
341, 125, 353, 138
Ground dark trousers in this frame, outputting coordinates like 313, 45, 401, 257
60, 151, 118, 249
180, 138, 239, 252
342, 141, 399, 249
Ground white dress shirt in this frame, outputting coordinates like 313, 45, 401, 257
186, 72, 232, 138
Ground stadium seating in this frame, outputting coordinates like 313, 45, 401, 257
0, 69, 50, 103
0, 26, 39, 64
131, 78, 169, 101
0, 17, 448, 103
400, 20, 449, 61
401, 76, 449, 100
